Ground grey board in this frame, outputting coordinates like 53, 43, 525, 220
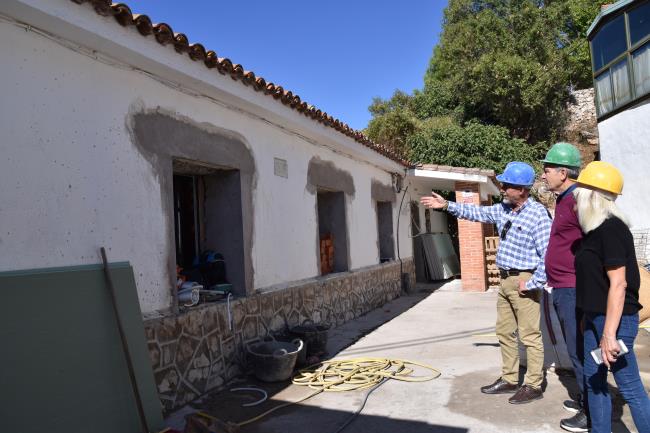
420, 233, 461, 280
0, 262, 164, 433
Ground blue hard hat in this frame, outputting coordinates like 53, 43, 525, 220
496, 161, 535, 188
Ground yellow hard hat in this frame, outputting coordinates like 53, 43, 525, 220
576, 161, 624, 195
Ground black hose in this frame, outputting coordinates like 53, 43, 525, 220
332, 378, 389, 433
396, 185, 409, 291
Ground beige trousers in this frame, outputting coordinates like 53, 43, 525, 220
496, 273, 544, 388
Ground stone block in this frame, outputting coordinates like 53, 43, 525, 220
144, 324, 156, 341
242, 316, 259, 341
221, 336, 236, 362
260, 294, 274, 323
288, 310, 300, 327
148, 342, 161, 370
203, 307, 221, 335
155, 366, 180, 395
185, 339, 211, 393
176, 335, 200, 375
267, 313, 286, 333
217, 307, 231, 336
160, 341, 178, 368
282, 291, 293, 316
157, 317, 182, 344
206, 331, 222, 360
231, 301, 246, 331
245, 296, 261, 315
178, 309, 204, 339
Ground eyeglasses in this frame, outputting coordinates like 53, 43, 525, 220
501, 220, 512, 240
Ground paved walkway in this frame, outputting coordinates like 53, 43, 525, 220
169, 280, 650, 433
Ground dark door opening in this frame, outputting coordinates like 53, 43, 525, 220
173, 174, 199, 269
317, 190, 349, 275
377, 201, 395, 262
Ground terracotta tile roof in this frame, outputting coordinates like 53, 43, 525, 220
70, 0, 409, 166
415, 164, 496, 178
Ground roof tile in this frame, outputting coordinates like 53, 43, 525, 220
70, 0, 409, 165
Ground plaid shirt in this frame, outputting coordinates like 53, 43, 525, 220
447, 198, 551, 290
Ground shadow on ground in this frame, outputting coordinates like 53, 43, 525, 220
198, 395, 469, 433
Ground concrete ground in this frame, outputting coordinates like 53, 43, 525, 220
168, 280, 650, 433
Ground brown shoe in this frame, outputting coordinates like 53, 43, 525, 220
508, 384, 543, 404
480, 378, 518, 394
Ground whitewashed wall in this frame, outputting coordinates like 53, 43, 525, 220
598, 100, 650, 262
0, 7, 411, 313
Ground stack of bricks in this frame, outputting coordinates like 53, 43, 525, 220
320, 234, 334, 275
485, 236, 500, 290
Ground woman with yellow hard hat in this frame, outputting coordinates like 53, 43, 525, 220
573, 161, 650, 433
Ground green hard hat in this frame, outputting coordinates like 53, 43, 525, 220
541, 142, 581, 168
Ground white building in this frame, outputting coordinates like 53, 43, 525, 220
0, 0, 498, 411
587, 0, 650, 260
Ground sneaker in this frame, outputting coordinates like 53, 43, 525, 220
563, 399, 581, 413
560, 410, 590, 432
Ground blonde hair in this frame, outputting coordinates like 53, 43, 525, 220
574, 187, 630, 233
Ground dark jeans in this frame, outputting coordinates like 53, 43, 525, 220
552, 288, 586, 401
584, 313, 650, 433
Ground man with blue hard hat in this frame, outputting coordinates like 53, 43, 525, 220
421, 161, 551, 404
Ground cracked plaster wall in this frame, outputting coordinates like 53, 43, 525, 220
0, 16, 413, 314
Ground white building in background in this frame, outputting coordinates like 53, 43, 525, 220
587, 0, 650, 260
0, 0, 418, 314
0, 0, 502, 410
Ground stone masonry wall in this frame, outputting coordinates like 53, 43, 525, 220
143, 259, 414, 411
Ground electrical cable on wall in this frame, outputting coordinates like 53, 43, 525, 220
396, 184, 409, 290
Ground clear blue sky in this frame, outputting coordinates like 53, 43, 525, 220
126, 1, 446, 131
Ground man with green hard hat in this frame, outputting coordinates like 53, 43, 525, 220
540, 142, 589, 432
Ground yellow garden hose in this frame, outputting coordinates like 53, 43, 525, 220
196, 357, 441, 431
292, 357, 441, 391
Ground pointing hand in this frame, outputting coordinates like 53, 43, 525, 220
420, 191, 448, 210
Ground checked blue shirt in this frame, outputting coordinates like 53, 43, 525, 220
447, 197, 551, 290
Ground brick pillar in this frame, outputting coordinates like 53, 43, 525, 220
455, 182, 488, 291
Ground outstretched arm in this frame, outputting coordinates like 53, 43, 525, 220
421, 192, 502, 224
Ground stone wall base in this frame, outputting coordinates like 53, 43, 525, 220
143, 259, 414, 411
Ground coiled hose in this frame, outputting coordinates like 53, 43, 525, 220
198, 357, 441, 431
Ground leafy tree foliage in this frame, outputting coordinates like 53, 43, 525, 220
365, 0, 602, 167
408, 120, 544, 173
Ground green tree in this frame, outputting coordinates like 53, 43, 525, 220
365, 0, 603, 165
426, 0, 571, 143
408, 120, 544, 174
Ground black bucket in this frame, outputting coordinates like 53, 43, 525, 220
289, 320, 330, 356
247, 338, 303, 382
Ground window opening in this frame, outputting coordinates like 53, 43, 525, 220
612, 58, 632, 106
633, 42, 650, 95
173, 174, 200, 269
172, 161, 246, 298
629, 1, 650, 46
317, 190, 349, 275
377, 201, 395, 263
592, 14, 626, 71
591, 3, 650, 116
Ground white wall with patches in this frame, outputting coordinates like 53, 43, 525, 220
0, 4, 412, 313
598, 100, 650, 262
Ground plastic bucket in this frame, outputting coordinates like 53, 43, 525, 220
289, 320, 330, 355
247, 338, 303, 382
